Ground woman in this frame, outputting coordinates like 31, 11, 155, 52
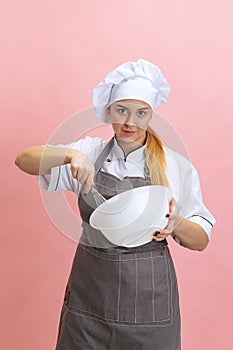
15, 59, 215, 349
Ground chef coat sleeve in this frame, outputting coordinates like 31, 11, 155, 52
37, 137, 106, 194
181, 164, 216, 240
165, 148, 216, 243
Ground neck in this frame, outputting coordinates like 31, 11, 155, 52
115, 135, 146, 156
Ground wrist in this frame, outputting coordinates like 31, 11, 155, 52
65, 148, 88, 167
65, 148, 79, 164
172, 214, 184, 234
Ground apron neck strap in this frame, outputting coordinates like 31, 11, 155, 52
94, 137, 151, 183
94, 137, 115, 175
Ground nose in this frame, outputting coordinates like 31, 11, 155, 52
125, 112, 136, 126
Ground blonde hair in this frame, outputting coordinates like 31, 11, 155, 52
146, 127, 169, 187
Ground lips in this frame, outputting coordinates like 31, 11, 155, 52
122, 129, 136, 136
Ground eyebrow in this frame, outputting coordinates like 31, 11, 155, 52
115, 104, 149, 110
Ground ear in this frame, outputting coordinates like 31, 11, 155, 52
106, 106, 111, 119
106, 106, 115, 125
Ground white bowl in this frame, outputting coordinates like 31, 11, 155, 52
89, 185, 172, 247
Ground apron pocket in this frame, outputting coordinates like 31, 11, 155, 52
67, 245, 121, 322
118, 248, 172, 325
66, 244, 173, 326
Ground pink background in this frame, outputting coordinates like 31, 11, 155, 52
1, 0, 233, 349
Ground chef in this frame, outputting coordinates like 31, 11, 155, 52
15, 59, 216, 350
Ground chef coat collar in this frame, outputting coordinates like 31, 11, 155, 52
112, 135, 146, 162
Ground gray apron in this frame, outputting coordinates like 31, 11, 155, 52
55, 138, 181, 350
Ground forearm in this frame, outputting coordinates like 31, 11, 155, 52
173, 216, 209, 251
15, 146, 75, 175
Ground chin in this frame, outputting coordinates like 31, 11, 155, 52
118, 136, 137, 143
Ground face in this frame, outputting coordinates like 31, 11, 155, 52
107, 99, 152, 147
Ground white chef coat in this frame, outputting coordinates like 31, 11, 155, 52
38, 136, 215, 240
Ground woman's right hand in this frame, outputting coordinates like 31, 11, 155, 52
15, 146, 95, 194
68, 149, 95, 194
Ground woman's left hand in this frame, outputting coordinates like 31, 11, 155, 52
152, 197, 179, 241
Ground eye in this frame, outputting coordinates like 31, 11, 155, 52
117, 108, 128, 115
137, 110, 146, 118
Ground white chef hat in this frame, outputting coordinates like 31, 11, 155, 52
92, 59, 171, 123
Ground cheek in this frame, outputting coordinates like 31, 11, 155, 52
111, 123, 122, 134
110, 113, 124, 124
137, 119, 150, 131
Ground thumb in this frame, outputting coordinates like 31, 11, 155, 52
169, 197, 176, 213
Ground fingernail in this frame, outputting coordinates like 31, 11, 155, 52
153, 231, 160, 236
165, 214, 170, 218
